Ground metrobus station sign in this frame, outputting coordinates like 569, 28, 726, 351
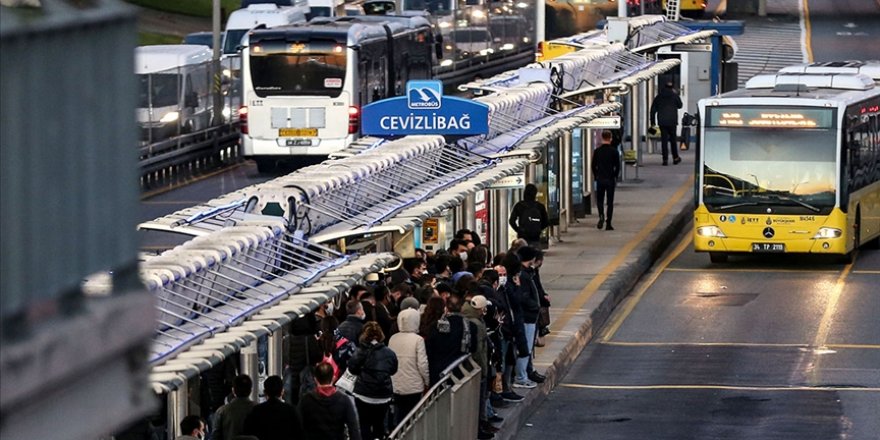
362, 80, 490, 136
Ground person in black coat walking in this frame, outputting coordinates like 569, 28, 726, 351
592, 130, 621, 231
299, 362, 362, 440
242, 375, 301, 440
650, 81, 683, 166
508, 183, 549, 249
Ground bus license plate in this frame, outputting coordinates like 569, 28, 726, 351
279, 128, 317, 137
752, 243, 784, 253
286, 139, 312, 147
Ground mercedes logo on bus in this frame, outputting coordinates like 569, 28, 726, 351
763, 227, 775, 239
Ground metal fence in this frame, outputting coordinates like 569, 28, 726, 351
389, 356, 482, 440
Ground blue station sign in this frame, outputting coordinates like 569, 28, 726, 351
361, 80, 490, 136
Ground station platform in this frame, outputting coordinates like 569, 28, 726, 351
494, 148, 695, 440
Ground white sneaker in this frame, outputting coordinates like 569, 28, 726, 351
513, 379, 537, 389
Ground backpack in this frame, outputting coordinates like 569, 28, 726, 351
517, 202, 543, 239
333, 336, 357, 372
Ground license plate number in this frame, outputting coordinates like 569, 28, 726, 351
286, 138, 313, 147
279, 128, 317, 137
751, 243, 784, 253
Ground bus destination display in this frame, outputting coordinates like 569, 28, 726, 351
709, 107, 834, 129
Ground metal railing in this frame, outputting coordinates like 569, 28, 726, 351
389, 355, 482, 440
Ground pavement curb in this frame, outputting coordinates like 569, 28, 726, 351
496, 195, 694, 440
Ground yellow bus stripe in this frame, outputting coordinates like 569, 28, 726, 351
559, 383, 880, 392
549, 176, 694, 334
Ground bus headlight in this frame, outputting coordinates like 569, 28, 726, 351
159, 111, 179, 124
696, 226, 726, 238
812, 227, 842, 239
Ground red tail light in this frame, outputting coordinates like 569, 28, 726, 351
238, 105, 249, 134
348, 106, 360, 135
536, 41, 544, 61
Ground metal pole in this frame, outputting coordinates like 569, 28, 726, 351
241, 340, 260, 402
167, 383, 188, 440
630, 85, 640, 180
496, 190, 511, 251
212, 0, 223, 126
268, 330, 284, 378
560, 130, 571, 232
536, 0, 546, 45
463, 193, 476, 234
584, 129, 593, 216
618, 0, 627, 17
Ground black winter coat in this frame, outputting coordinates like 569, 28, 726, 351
242, 397, 301, 440
299, 390, 362, 440
349, 341, 398, 399
650, 87, 683, 127
518, 270, 541, 324
425, 314, 478, 385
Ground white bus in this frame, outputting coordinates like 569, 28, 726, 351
239, 16, 438, 171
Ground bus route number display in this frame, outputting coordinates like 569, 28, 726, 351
709, 107, 833, 129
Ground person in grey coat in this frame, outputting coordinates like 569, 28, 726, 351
211, 375, 255, 440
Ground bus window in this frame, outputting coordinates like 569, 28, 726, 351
249, 39, 346, 98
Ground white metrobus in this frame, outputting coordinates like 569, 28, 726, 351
694, 61, 880, 263
238, 15, 437, 171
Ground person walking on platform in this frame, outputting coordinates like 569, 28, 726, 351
592, 130, 621, 231
243, 375, 301, 440
211, 375, 255, 440
509, 183, 549, 249
650, 81, 683, 166
299, 362, 362, 440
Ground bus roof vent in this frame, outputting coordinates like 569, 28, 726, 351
778, 61, 880, 82
745, 73, 874, 91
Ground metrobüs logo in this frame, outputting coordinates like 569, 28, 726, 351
407, 80, 442, 110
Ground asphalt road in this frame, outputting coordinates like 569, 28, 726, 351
517, 230, 880, 440
805, 0, 880, 62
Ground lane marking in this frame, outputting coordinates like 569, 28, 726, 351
549, 175, 694, 334
141, 162, 244, 200
810, 259, 855, 385
666, 267, 840, 274
559, 383, 880, 392
852, 270, 880, 275
802, 0, 814, 62
599, 231, 692, 342
813, 262, 854, 349
601, 341, 880, 350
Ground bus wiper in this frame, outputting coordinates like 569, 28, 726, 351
716, 202, 759, 210
764, 193, 821, 212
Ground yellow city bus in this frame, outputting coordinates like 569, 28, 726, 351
694, 61, 880, 263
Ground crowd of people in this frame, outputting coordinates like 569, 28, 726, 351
180, 228, 552, 440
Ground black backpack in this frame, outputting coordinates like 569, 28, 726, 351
517, 202, 543, 239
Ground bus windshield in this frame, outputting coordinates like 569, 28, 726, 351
138, 74, 179, 108
224, 29, 248, 55
249, 39, 346, 98
702, 124, 837, 214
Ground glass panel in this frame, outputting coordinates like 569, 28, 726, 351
139, 74, 179, 108
702, 126, 837, 214
249, 39, 347, 97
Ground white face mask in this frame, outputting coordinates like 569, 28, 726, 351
422, 270, 429, 275
498, 276, 508, 286
460, 251, 468, 262
325, 303, 335, 315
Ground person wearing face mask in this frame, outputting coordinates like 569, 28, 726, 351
176, 415, 206, 440
448, 239, 470, 262
513, 246, 543, 388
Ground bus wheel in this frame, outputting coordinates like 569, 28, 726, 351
709, 252, 728, 263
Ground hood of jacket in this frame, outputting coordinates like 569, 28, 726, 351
397, 308, 421, 333
461, 303, 483, 321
